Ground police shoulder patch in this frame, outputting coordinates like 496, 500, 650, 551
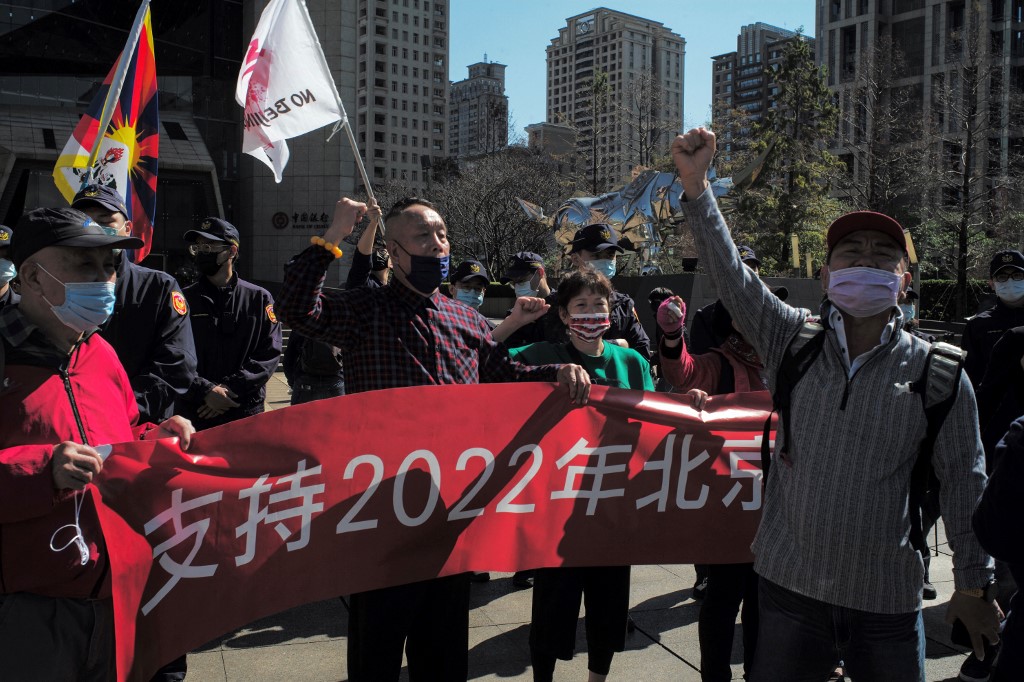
171, 291, 188, 316
266, 304, 278, 324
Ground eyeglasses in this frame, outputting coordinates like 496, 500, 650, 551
188, 243, 229, 256
994, 271, 1024, 283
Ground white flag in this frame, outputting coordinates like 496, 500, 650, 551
236, 0, 346, 182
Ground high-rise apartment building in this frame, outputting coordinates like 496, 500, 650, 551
545, 8, 685, 192
355, 0, 450, 194
449, 61, 508, 159
711, 22, 804, 132
818, 0, 1024, 192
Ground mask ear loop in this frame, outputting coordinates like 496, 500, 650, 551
49, 491, 90, 566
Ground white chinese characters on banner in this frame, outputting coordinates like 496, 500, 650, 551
138, 432, 763, 610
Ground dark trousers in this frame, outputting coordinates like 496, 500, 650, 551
290, 375, 345, 405
0, 592, 114, 682
750, 578, 924, 682
529, 566, 630, 679
698, 562, 759, 682
347, 574, 470, 682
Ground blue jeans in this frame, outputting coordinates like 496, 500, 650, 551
750, 578, 925, 682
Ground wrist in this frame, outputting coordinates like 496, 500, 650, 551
957, 579, 998, 601
681, 177, 709, 200
311, 235, 343, 259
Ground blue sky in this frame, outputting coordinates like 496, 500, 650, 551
449, 1, 816, 141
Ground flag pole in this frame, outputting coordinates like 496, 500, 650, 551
293, 0, 386, 236
83, 0, 152, 188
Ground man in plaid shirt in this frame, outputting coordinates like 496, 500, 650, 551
277, 196, 590, 682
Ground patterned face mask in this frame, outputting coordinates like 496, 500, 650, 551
568, 312, 611, 341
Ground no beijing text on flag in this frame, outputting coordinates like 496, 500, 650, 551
236, 0, 347, 182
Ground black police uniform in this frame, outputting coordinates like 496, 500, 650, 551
0, 286, 17, 309
972, 416, 1024, 679
963, 300, 1024, 388
98, 255, 198, 423
976, 325, 1024, 468
181, 274, 282, 429
0, 225, 17, 310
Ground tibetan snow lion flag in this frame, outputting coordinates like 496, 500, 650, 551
236, 0, 345, 182
53, 0, 159, 262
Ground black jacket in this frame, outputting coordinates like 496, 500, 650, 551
346, 250, 383, 290
963, 300, 1024, 387
181, 274, 281, 421
972, 417, 1024, 609
0, 285, 18, 309
98, 256, 197, 423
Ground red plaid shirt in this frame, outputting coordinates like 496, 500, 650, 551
277, 247, 562, 392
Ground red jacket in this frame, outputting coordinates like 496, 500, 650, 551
0, 326, 144, 599
659, 333, 766, 394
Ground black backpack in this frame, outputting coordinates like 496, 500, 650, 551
760, 320, 965, 557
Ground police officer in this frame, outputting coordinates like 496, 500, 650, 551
963, 249, 1024, 390
179, 218, 282, 429
563, 223, 650, 358
70, 185, 197, 423
0, 224, 18, 309
523, 225, 651, 358
449, 259, 490, 311
500, 252, 552, 348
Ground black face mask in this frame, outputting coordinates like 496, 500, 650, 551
394, 242, 449, 294
194, 252, 224, 277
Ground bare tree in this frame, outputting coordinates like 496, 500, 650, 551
835, 37, 928, 220
430, 147, 583, 276
557, 69, 613, 194
617, 71, 679, 170
916, 2, 1024, 317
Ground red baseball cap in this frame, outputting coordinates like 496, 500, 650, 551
826, 211, 906, 254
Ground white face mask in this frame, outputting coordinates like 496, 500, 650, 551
994, 278, 1024, 307
0, 258, 14, 285
513, 272, 539, 298
826, 266, 903, 318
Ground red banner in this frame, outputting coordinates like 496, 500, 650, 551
94, 383, 773, 681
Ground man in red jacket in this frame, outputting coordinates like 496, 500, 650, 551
0, 207, 194, 681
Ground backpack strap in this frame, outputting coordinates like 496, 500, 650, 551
906, 341, 964, 556
761, 320, 827, 486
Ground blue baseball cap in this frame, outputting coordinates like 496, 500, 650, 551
72, 184, 130, 217
184, 217, 240, 246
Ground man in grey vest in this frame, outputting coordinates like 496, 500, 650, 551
671, 127, 1000, 681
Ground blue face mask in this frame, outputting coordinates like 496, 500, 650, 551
455, 288, 484, 309
589, 258, 616, 279
395, 242, 449, 294
899, 304, 915, 321
0, 258, 15, 285
514, 281, 537, 297
513, 273, 539, 298
38, 264, 116, 333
